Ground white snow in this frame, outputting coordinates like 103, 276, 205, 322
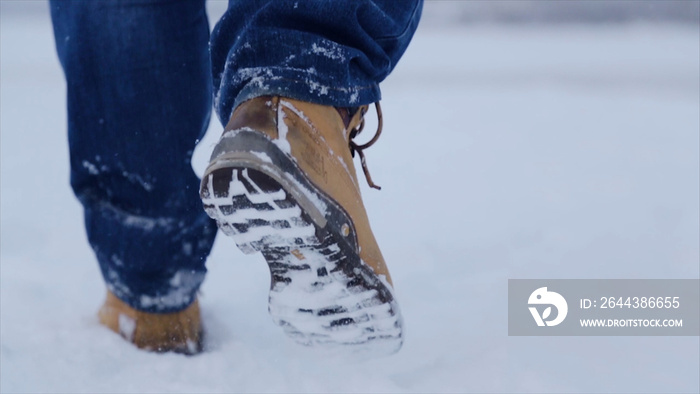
121, 215, 174, 231
250, 151, 273, 164
306, 79, 331, 96
118, 314, 136, 342
279, 99, 312, 125
310, 42, 346, 61
202, 169, 317, 246
121, 171, 154, 192
232, 67, 274, 91
82, 160, 99, 175
274, 102, 293, 154
267, 245, 402, 352
283, 172, 329, 216
1, 4, 698, 394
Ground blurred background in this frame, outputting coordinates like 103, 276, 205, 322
420, 0, 700, 25
3, 0, 699, 25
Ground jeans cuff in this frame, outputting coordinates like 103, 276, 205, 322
217, 69, 381, 123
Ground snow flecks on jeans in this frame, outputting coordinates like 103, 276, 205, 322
213, 71, 225, 115
105, 268, 133, 301
231, 67, 278, 91
220, 53, 368, 117
82, 160, 99, 175
182, 242, 193, 256
310, 42, 346, 61
306, 79, 330, 96
110, 254, 124, 267
121, 171, 154, 192
197, 236, 212, 251
92, 198, 176, 233
137, 269, 205, 311
93, 211, 213, 313
302, 79, 362, 104
82, 157, 154, 192
121, 215, 174, 232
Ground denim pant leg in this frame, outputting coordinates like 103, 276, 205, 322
211, 0, 424, 123
50, 0, 217, 313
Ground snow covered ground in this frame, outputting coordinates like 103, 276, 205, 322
1, 3, 698, 393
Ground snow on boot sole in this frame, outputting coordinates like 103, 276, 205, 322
200, 129, 403, 355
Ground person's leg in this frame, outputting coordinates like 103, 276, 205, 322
210, 0, 423, 121
50, 0, 217, 349
204, 0, 423, 355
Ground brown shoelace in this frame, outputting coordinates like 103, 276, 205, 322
348, 102, 383, 190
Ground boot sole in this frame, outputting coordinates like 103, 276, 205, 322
200, 130, 403, 355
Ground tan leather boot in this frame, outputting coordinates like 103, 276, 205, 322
201, 97, 402, 355
98, 291, 203, 355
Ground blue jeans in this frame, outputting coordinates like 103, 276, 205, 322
50, 0, 423, 313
